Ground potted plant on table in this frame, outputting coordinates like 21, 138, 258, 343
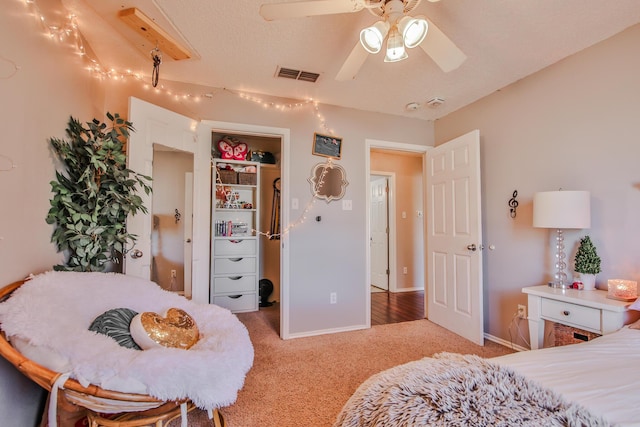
574, 235, 601, 290
46, 113, 151, 272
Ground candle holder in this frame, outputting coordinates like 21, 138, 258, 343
607, 279, 638, 301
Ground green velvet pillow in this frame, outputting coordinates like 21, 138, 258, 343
89, 308, 142, 350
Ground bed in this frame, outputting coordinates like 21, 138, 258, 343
0, 271, 254, 426
334, 319, 640, 427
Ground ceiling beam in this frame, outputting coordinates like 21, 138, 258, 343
118, 7, 191, 61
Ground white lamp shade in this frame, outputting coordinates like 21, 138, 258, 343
384, 27, 408, 62
533, 191, 591, 229
397, 16, 428, 48
360, 21, 389, 54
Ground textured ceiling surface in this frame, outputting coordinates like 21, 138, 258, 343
66, 0, 640, 120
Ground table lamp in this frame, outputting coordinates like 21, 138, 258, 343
533, 190, 591, 288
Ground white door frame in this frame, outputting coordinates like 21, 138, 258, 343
365, 139, 429, 327
370, 171, 395, 292
200, 120, 291, 339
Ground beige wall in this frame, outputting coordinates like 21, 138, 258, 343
370, 151, 424, 291
0, 1, 103, 424
435, 24, 640, 347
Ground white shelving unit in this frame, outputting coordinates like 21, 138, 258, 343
211, 159, 260, 312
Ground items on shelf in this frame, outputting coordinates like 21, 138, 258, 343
216, 136, 248, 160
215, 220, 249, 236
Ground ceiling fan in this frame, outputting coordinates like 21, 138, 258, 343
259, 0, 466, 81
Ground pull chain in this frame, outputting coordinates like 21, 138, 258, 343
151, 47, 162, 87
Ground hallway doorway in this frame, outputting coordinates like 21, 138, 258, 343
367, 141, 427, 326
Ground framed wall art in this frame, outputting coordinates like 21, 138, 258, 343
312, 133, 342, 160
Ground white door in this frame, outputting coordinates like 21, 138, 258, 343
370, 175, 389, 290
183, 172, 194, 298
426, 130, 483, 345
126, 97, 211, 303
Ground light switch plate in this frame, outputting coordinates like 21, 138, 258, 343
342, 199, 352, 210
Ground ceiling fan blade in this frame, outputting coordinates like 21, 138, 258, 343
260, 0, 364, 21
419, 17, 467, 72
335, 41, 369, 81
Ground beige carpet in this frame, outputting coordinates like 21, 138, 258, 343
170, 304, 514, 426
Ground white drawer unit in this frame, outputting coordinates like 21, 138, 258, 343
523, 285, 631, 350
213, 294, 258, 312
214, 238, 256, 256
210, 158, 261, 313
213, 257, 256, 275
213, 275, 256, 294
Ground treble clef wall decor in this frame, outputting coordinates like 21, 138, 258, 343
508, 190, 519, 218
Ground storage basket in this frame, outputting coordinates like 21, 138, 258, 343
553, 322, 601, 346
218, 168, 237, 184
238, 172, 257, 185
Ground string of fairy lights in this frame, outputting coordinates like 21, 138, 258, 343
214, 158, 333, 239
18, 0, 340, 236
18, 0, 336, 135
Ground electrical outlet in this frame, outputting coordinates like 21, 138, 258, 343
170, 269, 177, 278
330, 292, 337, 304
403, 267, 408, 274
517, 304, 527, 319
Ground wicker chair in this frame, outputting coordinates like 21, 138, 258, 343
0, 280, 224, 427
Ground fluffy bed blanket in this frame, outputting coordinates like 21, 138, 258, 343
0, 271, 253, 410
334, 353, 608, 427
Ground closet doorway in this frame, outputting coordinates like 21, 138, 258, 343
211, 128, 284, 334
367, 142, 427, 326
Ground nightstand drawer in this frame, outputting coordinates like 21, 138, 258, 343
541, 299, 600, 331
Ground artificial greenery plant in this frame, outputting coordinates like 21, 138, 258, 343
46, 113, 151, 272
574, 235, 602, 275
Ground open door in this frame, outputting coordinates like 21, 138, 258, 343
126, 97, 210, 304
426, 130, 484, 345
370, 174, 389, 291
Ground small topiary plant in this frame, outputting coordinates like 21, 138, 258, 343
46, 113, 151, 272
574, 235, 601, 275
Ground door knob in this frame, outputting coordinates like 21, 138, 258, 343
467, 244, 477, 251
130, 249, 143, 259
186, 238, 192, 243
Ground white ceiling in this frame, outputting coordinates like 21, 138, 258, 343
63, 0, 640, 121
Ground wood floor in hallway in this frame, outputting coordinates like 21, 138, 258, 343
371, 290, 425, 326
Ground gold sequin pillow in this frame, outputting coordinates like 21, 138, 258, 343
130, 308, 200, 350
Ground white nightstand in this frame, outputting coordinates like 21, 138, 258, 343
522, 285, 631, 350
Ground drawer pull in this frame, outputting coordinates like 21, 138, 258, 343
562, 310, 570, 316
229, 239, 244, 244
229, 276, 243, 280
229, 258, 243, 262
228, 295, 243, 299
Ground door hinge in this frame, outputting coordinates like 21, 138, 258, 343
386, 269, 390, 275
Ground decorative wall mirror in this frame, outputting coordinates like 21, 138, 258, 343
308, 162, 348, 202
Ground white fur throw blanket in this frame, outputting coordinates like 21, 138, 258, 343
334, 353, 609, 427
0, 271, 253, 410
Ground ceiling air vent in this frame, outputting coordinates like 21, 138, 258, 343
276, 67, 320, 83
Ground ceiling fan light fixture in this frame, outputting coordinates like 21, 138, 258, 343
397, 16, 428, 48
359, 21, 389, 54
384, 27, 408, 62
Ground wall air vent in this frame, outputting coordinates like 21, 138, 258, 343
276, 67, 320, 83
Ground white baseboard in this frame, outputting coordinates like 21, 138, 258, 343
286, 324, 369, 340
484, 333, 528, 352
